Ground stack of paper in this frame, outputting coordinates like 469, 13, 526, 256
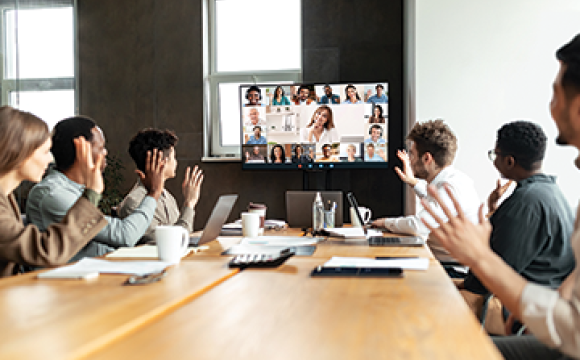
38, 258, 173, 279
105, 245, 206, 259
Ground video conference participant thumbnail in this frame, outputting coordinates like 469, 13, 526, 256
269, 144, 290, 164
293, 85, 316, 105
365, 124, 386, 147
369, 104, 386, 124
244, 85, 266, 107
316, 143, 339, 162
365, 84, 388, 104
300, 105, 339, 143
243, 144, 267, 163
344, 84, 363, 104
269, 86, 291, 106
245, 126, 267, 145
341, 143, 362, 162
364, 143, 386, 162
318, 85, 341, 104
244, 107, 267, 127
291, 144, 314, 164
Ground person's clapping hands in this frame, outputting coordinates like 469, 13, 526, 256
75, 137, 104, 194
182, 166, 204, 209
136, 149, 166, 200
421, 184, 492, 266
394, 149, 418, 187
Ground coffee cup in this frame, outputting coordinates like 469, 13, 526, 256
350, 207, 372, 228
242, 212, 261, 238
156, 226, 189, 263
247, 202, 267, 235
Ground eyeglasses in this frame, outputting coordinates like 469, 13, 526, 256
488, 149, 501, 161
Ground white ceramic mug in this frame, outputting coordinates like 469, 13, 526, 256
241, 212, 261, 237
156, 226, 189, 263
247, 208, 266, 235
350, 207, 372, 228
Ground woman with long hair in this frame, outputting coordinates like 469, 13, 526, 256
0, 106, 107, 277
300, 105, 340, 143
344, 84, 362, 104
369, 104, 385, 124
270, 144, 286, 163
271, 86, 290, 106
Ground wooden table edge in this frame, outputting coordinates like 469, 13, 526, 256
70, 268, 240, 360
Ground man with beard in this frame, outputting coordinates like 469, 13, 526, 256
371, 119, 480, 261
319, 85, 340, 104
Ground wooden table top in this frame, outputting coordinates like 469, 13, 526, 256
86, 257, 502, 360
0, 258, 237, 360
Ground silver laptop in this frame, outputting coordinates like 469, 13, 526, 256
189, 194, 238, 246
346, 192, 425, 247
286, 191, 343, 228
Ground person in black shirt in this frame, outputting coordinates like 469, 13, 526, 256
457, 121, 576, 334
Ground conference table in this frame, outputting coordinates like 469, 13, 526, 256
0, 228, 503, 360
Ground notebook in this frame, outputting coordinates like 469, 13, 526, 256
346, 192, 425, 247
189, 194, 238, 246
286, 191, 343, 228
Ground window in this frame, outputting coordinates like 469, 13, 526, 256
1, 1, 76, 130
204, 0, 302, 158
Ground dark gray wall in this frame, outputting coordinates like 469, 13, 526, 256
77, 0, 405, 228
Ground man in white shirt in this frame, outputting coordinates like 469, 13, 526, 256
421, 34, 580, 360
371, 119, 480, 261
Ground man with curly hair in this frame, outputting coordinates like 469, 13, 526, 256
372, 119, 480, 260
459, 121, 575, 334
118, 128, 204, 243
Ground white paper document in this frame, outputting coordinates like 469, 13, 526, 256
323, 256, 430, 271
105, 245, 207, 259
322, 228, 383, 239
240, 236, 322, 247
38, 258, 173, 278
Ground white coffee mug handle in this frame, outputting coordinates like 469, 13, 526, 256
363, 208, 372, 224
180, 228, 190, 256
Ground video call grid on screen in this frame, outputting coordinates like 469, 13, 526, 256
240, 82, 389, 170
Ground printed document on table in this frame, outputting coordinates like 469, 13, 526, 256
240, 236, 322, 247
323, 256, 429, 270
39, 258, 173, 277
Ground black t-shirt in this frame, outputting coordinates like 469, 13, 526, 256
464, 174, 576, 295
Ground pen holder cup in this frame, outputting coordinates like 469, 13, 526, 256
324, 210, 335, 229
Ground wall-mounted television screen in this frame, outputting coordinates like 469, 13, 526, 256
240, 82, 389, 170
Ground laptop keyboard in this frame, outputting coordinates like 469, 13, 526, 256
368, 237, 402, 246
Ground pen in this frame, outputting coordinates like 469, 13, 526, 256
375, 256, 419, 260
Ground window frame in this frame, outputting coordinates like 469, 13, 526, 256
0, 0, 78, 116
203, 0, 302, 160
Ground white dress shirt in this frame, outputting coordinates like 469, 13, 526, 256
379, 166, 481, 240
300, 127, 339, 143
519, 204, 580, 359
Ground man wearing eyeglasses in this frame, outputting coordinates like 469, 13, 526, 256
458, 121, 575, 335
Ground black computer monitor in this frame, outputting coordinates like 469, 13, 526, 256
240, 82, 389, 170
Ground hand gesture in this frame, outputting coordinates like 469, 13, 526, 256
378, 149, 387, 161
394, 149, 418, 187
136, 149, 166, 200
421, 184, 492, 266
75, 137, 104, 194
244, 134, 249, 143
183, 166, 204, 208
488, 179, 513, 214
370, 219, 384, 228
